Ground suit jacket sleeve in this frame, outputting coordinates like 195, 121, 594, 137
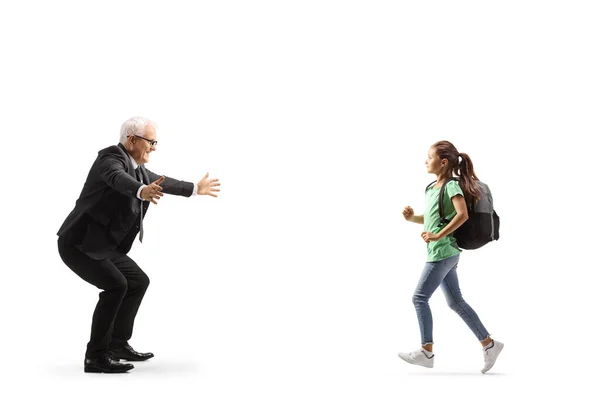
97, 153, 145, 198
145, 167, 195, 197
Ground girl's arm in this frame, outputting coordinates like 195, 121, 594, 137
409, 215, 424, 224
436, 195, 469, 238
403, 206, 424, 224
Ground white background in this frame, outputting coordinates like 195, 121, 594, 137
1, 1, 598, 398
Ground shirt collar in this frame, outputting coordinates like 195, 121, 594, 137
128, 153, 139, 170
117, 142, 140, 171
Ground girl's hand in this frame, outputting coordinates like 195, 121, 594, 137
421, 231, 440, 243
402, 206, 414, 221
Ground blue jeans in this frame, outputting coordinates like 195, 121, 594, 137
412, 254, 489, 345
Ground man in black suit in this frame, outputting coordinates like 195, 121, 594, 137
57, 116, 220, 373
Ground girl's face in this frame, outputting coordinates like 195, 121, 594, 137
425, 147, 447, 175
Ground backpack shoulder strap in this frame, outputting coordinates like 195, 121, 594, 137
425, 180, 436, 193
437, 178, 459, 226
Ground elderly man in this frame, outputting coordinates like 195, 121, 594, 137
57, 117, 220, 373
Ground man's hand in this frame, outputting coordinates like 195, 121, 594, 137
197, 172, 221, 197
141, 176, 165, 204
421, 231, 440, 243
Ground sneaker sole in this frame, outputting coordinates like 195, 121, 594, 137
398, 353, 434, 368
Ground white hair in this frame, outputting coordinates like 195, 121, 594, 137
119, 116, 158, 144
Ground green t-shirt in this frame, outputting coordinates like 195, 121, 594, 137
424, 180, 464, 262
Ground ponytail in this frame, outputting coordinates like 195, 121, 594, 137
432, 141, 482, 205
455, 152, 481, 205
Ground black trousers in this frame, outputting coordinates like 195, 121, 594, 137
57, 236, 150, 358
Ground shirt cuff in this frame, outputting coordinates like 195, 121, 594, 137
137, 184, 147, 201
191, 182, 198, 196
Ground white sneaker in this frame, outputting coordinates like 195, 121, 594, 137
481, 340, 504, 374
398, 348, 434, 368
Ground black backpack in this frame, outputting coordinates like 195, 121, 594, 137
426, 178, 500, 250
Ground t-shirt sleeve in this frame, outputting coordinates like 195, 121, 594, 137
446, 180, 464, 199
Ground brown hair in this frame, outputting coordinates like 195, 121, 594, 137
431, 140, 481, 204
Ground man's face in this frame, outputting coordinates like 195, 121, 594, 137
128, 125, 157, 165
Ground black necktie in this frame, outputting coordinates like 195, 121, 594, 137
136, 167, 144, 242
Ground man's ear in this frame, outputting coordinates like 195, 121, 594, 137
128, 137, 136, 152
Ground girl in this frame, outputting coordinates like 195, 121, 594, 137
398, 140, 503, 374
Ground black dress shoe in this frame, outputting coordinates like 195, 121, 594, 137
110, 345, 154, 361
84, 353, 134, 373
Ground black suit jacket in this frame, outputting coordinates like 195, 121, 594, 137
58, 143, 194, 259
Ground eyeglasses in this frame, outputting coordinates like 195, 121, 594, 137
129, 135, 158, 146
